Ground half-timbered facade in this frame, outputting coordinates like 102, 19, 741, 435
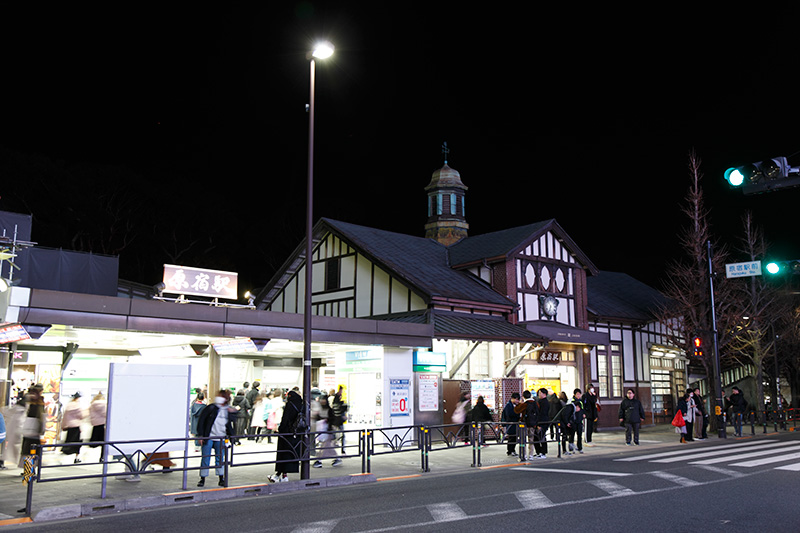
255, 161, 678, 426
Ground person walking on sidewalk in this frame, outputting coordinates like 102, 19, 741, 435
693, 388, 708, 439
20, 386, 46, 468
270, 390, 305, 483
61, 392, 86, 463
534, 389, 550, 458
196, 390, 237, 487
514, 390, 539, 461
501, 393, 520, 457
677, 390, 695, 442
726, 386, 747, 437
583, 384, 599, 446
471, 396, 493, 447
618, 389, 646, 445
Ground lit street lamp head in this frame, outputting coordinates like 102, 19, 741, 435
310, 41, 334, 60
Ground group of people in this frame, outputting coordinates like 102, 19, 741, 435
188, 382, 349, 486
0, 385, 108, 471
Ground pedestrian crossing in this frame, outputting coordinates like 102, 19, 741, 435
615, 439, 800, 471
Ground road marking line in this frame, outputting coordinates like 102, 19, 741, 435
428, 502, 467, 522
511, 467, 631, 477
515, 489, 554, 509
291, 520, 339, 533
731, 451, 800, 468
691, 445, 800, 465
590, 479, 635, 496
652, 441, 797, 463
615, 440, 776, 462
696, 465, 747, 478
650, 471, 701, 486
775, 462, 800, 471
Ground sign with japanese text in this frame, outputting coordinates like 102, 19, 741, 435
162, 264, 238, 300
0, 323, 30, 344
725, 261, 762, 279
211, 338, 258, 355
390, 378, 410, 417
417, 373, 439, 412
538, 350, 561, 364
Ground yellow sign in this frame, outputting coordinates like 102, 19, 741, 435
715, 405, 722, 416
524, 378, 561, 396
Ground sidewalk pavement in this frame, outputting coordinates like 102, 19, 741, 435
0, 424, 774, 524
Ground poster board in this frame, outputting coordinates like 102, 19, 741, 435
107, 363, 191, 454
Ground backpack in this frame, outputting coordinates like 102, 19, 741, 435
290, 403, 308, 434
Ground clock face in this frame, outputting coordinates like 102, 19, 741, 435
543, 296, 558, 317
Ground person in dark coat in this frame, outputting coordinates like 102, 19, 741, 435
534, 388, 551, 458
693, 387, 708, 439
270, 390, 305, 483
501, 393, 521, 456
231, 389, 251, 444
556, 394, 582, 455
725, 386, 747, 437
618, 388, 646, 445
514, 390, 539, 461
471, 396, 493, 446
583, 384, 599, 446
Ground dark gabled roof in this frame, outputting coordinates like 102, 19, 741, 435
586, 271, 672, 322
381, 310, 546, 344
255, 219, 517, 310
448, 219, 598, 274
323, 219, 515, 308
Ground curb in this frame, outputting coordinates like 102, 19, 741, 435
31, 474, 376, 523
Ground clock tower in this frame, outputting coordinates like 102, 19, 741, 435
424, 143, 469, 246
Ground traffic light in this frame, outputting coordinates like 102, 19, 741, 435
765, 260, 800, 276
724, 157, 800, 195
692, 336, 703, 357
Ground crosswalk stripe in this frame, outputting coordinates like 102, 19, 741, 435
650, 471, 701, 486
515, 489, 555, 509
696, 465, 747, 478
590, 479, 635, 496
291, 520, 339, 533
615, 440, 776, 462
511, 467, 631, 477
427, 502, 467, 522
774, 462, 800, 471
691, 445, 800, 465
731, 451, 800, 468
651, 441, 797, 463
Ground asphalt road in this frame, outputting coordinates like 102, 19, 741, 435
6, 433, 800, 532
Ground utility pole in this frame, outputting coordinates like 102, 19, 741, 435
708, 240, 726, 439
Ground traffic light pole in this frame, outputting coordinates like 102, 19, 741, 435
708, 241, 727, 439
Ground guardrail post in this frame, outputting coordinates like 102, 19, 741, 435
223, 438, 230, 487
23, 446, 38, 516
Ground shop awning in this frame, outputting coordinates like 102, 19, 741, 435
525, 321, 609, 346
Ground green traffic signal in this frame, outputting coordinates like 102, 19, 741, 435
765, 260, 800, 275
724, 167, 745, 187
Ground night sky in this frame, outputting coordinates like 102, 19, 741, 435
2, 3, 798, 296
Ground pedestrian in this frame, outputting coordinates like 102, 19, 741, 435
548, 392, 561, 440
471, 395, 493, 447
250, 392, 267, 442
20, 386, 46, 468
61, 392, 86, 463
693, 388, 708, 440
263, 390, 282, 444
569, 389, 585, 454
583, 384, 599, 446
677, 389, 695, 442
312, 395, 341, 468
88, 392, 107, 461
556, 391, 583, 455
245, 381, 260, 438
726, 386, 747, 437
270, 389, 304, 483
452, 392, 472, 444
1, 398, 25, 469
190, 392, 206, 451
232, 389, 251, 443
618, 389, 646, 445
196, 389, 237, 487
514, 390, 539, 461
534, 388, 550, 458
501, 393, 520, 457
331, 386, 348, 453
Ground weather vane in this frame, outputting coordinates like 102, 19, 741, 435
442, 142, 449, 165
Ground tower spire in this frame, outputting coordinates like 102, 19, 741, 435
424, 143, 469, 246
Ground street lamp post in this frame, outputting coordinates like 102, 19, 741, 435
302, 41, 333, 480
